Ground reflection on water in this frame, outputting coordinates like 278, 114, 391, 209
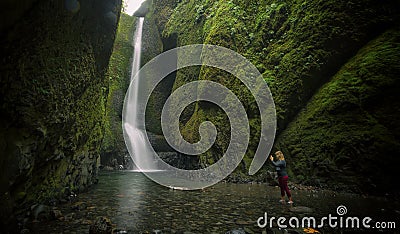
36, 171, 399, 233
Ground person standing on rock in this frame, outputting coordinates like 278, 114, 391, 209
269, 151, 293, 204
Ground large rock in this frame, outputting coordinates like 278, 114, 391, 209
275, 29, 400, 193
0, 0, 122, 230
133, 0, 150, 17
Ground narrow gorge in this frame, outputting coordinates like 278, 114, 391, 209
122, 0, 400, 193
1, 0, 399, 233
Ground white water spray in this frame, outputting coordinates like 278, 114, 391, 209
123, 17, 157, 171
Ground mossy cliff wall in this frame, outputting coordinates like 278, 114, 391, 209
148, 0, 400, 193
101, 10, 165, 168
0, 0, 121, 227
101, 13, 135, 168
275, 29, 400, 192
143, 9, 174, 135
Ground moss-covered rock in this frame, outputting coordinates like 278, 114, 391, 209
275, 28, 400, 193
143, 3, 179, 135
152, 0, 178, 34
133, 0, 151, 17
164, 0, 400, 129
101, 13, 135, 168
148, 0, 400, 192
0, 0, 121, 229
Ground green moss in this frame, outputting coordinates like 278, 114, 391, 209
165, 0, 399, 127
150, 0, 178, 34
142, 14, 167, 134
153, 0, 400, 191
275, 28, 400, 193
101, 13, 135, 162
0, 0, 121, 215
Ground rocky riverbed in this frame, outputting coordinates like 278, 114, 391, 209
18, 171, 399, 233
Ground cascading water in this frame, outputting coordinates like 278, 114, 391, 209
123, 17, 157, 172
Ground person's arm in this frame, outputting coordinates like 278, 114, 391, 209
270, 159, 284, 167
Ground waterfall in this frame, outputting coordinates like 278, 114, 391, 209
123, 17, 157, 172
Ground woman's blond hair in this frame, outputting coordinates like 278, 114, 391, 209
275, 151, 285, 160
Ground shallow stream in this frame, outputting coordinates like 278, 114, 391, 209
34, 171, 399, 233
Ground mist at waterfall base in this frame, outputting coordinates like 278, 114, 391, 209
123, 17, 158, 172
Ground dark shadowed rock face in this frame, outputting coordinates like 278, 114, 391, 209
0, 0, 121, 229
133, 0, 153, 17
